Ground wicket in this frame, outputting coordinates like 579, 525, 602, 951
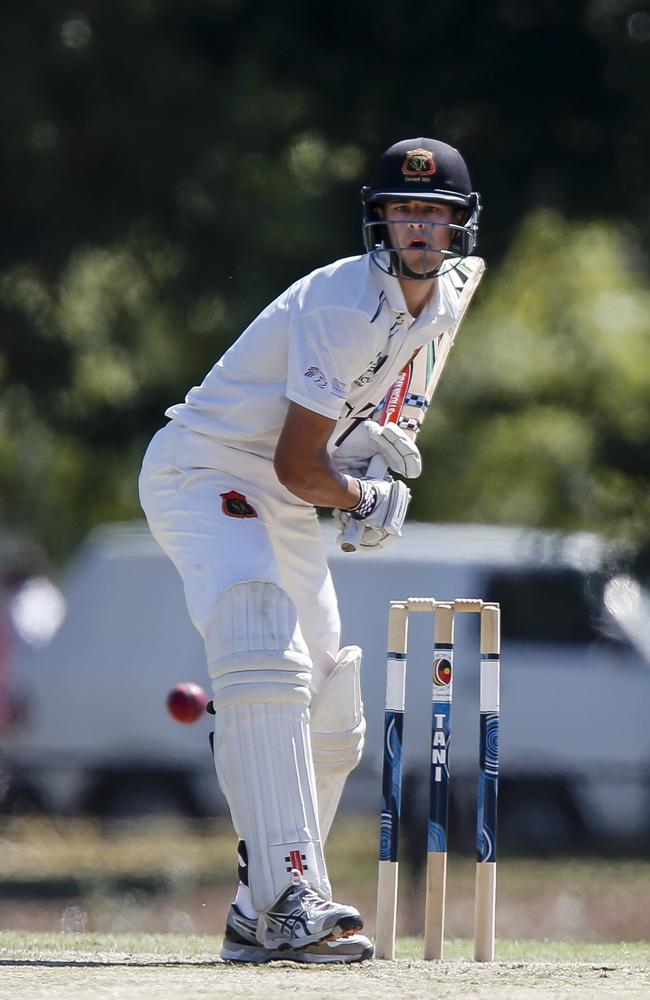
375, 598, 501, 961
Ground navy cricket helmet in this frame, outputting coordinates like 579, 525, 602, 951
361, 137, 482, 278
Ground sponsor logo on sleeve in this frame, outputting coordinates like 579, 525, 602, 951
304, 366, 328, 388
330, 378, 347, 399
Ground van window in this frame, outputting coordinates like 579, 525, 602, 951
483, 568, 617, 644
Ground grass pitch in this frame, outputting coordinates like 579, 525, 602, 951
0, 932, 649, 1000
2, 820, 649, 997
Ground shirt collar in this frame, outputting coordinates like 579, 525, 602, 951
368, 254, 409, 315
368, 253, 457, 334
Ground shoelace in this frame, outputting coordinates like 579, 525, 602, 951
288, 869, 336, 915
289, 869, 307, 888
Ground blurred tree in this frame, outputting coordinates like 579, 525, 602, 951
413, 210, 650, 558
0, 0, 649, 561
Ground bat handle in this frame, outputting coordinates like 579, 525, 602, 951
339, 455, 388, 553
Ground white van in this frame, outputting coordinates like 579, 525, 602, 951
3, 520, 649, 852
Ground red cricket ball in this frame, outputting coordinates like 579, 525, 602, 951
166, 682, 209, 724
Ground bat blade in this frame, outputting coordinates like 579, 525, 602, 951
395, 256, 486, 441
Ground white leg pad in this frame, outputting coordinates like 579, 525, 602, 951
207, 581, 330, 913
310, 645, 366, 841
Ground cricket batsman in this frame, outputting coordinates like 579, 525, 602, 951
139, 137, 482, 963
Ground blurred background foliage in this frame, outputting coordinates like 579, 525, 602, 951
1, 0, 650, 568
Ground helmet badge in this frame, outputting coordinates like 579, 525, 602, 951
402, 148, 436, 177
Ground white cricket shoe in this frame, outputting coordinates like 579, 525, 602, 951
258, 869, 365, 950
220, 901, 373, 964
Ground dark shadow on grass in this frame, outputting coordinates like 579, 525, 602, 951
0, 957, 336, 970
0, 959, 223, 969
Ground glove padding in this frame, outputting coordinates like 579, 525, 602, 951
334, 475, 411, 551
332, 421, 421, 480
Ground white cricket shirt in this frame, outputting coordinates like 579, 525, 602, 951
166, 254, 460, 460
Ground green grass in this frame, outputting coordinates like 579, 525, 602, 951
1, 930, 649, 965
399, 937, 650, 964
1, 932, 649, 1000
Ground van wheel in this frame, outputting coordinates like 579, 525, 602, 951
1, 783, 46, 816
101, 785, 185, 819
84, 772, 197, 819
499, 777, 588, 853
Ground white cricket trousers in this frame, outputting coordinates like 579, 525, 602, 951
139, 421, 344, 908
138, 421, 341, 685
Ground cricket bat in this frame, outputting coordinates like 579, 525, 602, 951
339, 256, 486, 552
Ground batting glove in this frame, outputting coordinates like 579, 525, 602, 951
332, 421, 421, 480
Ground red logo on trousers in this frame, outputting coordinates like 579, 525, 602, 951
220, 490, 258, 518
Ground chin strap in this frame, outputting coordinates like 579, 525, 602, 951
388, 249, 463, 281
389, 251, 439, 281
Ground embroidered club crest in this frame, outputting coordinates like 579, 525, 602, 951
220, 490, 258, 518
402, 148, 436, 177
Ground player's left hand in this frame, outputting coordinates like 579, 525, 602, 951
333, 474, 411, 551
331, 420, 421, 480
